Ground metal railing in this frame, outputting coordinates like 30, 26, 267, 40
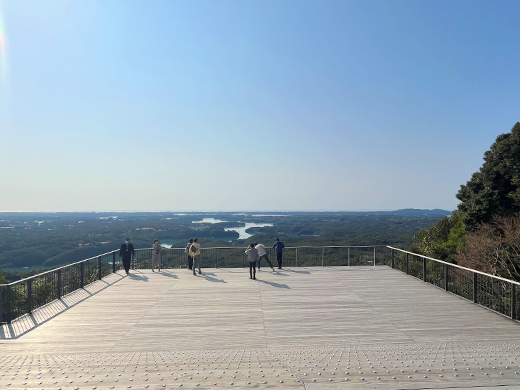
386, 246, 520, 322
1, 245, 519, 324
0, 249, 122, 324
0, 245, 385, 323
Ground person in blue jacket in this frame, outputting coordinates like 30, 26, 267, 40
273, 238, 285, 269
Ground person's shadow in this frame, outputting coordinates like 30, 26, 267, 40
203, 272, 227, 283
160, 271, 179, 279
257, 279, 290, 289
283, 268, 311, 274
128, 273, 149, 282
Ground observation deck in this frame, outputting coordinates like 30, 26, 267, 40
1, 247, 520, 389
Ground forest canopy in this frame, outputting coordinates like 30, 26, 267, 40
413, 122, 520, 281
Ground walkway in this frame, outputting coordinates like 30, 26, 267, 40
1, 266, 520, 389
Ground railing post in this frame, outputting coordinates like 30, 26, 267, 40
473, 272, 478, 303
80, 262, 85, 288
27, 279, 32, 314
511, 283, 517, 320
322, 247, 325, 267
0, 286, 3, 324
406, 253, 409, 274
5, 285, 12, 324
112, 252, 116, 273
98, 257, 102, 280
391, 249, 394, 268
373, 247, 376, 266
295, 248, 298, 267
347, 248, 350, 267
422, 257, 427, 282
57, 269, 62, 299
444, 264, 449, 291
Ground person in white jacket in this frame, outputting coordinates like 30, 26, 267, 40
255, 243, 274, 271
245, 243, 259, 280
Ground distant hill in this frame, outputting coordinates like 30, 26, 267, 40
389, 209, 452, 216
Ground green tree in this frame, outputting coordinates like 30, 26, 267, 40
457, 122, 520, 230
411, 211, 466, 262
0, 270, 8, 284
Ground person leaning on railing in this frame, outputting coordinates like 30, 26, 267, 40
190, 238, 201, 275
255, 243, 274, 271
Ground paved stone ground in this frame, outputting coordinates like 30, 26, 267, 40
1, 266, 520, 389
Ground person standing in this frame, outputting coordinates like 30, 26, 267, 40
152, 239, 162, 272
119, 238, 135, 275
190, 237, 201, 275
273, 238, 285, 269
184, 238, 194, 270
255, 243, 274, 271
245, 243, 259, 280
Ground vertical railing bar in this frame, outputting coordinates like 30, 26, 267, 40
373, 247, 376, 266
80, 262, 85, 288
473, 272, 478, 304
511, 283, 516, 320
347, 248, 350, 267
0, 285, 3, 324
406, 253, 409, 275
112, 252, 116, 273
422, 257, 427, 282
57, 269, 62, 300
322, 247, 325, 267
6, 285, 12, 324
98, 257, 102, 280
444, 264, 449, 291
391, 249, 394, 268
27, 279, 32, 314
295, 248, 298, 267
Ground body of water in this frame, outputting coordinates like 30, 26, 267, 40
224, 222, 273, 240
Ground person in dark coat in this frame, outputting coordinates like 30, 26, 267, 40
119, 238, 135, 275
273, 238, 285, 269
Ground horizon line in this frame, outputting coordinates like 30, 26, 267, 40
0, 208, 454, 213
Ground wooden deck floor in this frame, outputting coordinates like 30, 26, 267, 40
1, 266, 520, 389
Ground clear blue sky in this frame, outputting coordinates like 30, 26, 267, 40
0, 0, 518, 212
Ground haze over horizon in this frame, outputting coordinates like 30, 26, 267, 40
1, 0, 519, 212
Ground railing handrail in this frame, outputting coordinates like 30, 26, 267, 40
387, 246, 520, 287
2, 244, 518, 288
145, 245, 388, 250
0, 249, 119, 287
1, 245, 381, 287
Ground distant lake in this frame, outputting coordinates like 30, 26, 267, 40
225, 222, 273, 240
158, 220, 274, 245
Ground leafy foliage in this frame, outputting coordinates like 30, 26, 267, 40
411, 211, 466, 262
457, 122, 520, 230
